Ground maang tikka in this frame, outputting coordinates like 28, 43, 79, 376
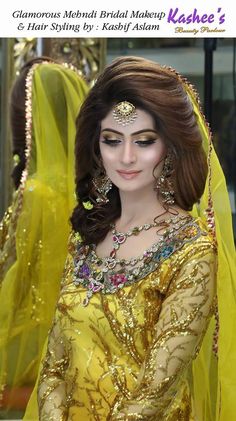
156, 152, 175, 206
113, 101, 137, 126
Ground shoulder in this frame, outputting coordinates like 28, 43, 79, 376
60, 230, 87, 288
67, 230, 86, 257
163, 216, 217, 279
171, 216, 217, 264
166, 217, 217, 293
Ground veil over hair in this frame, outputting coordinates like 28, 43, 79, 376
183, 77, 236, 421
0, 60, 88, 409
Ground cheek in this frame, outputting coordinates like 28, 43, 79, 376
141, 145, 166, 167
99, 145, 116, 167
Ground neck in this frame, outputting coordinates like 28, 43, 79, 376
117, 188, 167, 230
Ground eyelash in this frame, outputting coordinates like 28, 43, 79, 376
136, 140, 156, 147
101, 139, 156, 147
101, 139, 121, 146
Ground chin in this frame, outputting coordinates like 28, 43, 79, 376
115, 182, 151, 193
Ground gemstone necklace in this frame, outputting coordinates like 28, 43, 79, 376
73, 214, 199, 306
110, 219, 162, 259
109, 213, 187, 259
92, 214, 192, 270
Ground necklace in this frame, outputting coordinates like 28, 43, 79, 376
100, 213, 191, 269
109, 209, 179, 258
110, 219, 161, 258
73, 214, 201, 306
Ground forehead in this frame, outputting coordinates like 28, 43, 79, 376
101, 107, 156, 134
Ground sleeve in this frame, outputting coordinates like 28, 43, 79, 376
112, 245, 217, 420
37, 235, 77, 421
37, 316, 69, 421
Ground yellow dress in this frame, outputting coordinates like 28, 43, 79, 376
24, 217, 217, 420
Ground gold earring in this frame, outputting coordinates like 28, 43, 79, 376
92, 171, 113, 204
155, 152, 175, 206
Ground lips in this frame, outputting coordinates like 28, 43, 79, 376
117, 170, 142, 180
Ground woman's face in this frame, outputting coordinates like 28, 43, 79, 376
99, 107, 167, 194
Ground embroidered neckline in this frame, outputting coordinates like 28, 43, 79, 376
73, 216, 206, 306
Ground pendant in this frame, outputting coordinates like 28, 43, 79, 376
113, 233, 126, 244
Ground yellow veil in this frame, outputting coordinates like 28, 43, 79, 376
185, 82, 236, 420
0, 61, 88, 410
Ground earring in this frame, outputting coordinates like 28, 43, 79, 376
155, 152, 175, 206
92, 171, 113, 204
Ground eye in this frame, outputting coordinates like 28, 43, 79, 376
134, 139, 157, 147
101, 138, 121, 146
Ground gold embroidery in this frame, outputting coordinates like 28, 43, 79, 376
37, 224, 216, 420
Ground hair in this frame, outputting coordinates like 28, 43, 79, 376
71, 56, 208, 245
10, 56, 55, 189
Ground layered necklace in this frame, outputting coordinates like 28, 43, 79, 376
98, 213, 192, 270
109, 218, 164, 259
73, 212, 201, 306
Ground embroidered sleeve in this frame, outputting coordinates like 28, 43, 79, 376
37, 316, 69, 421
112, 245, 217, 420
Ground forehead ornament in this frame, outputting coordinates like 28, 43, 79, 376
112, 101, 137, 126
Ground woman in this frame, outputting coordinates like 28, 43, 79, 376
0, 58, 88, 411
24, 56, 235, 420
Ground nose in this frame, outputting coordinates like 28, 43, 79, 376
120, 142, 136, 165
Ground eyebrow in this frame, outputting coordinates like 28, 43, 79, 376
101, 128, 158, 136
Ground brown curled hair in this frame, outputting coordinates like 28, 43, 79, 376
71, 56, 208, 245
